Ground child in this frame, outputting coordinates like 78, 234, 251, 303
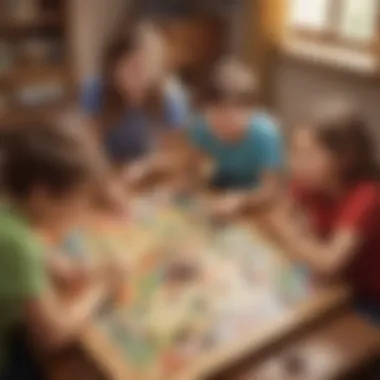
187, 60, 283, 217
265, 101, 380, 324
81, 34, 152, 163
0, 122, 115, 379
81, 27, 188, 166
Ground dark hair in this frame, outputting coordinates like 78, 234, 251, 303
198, 60, 257, 107
311, 103, 379, 185
0, 122, 102, 199
100, 31, 164, 129
100, 33, 140, 127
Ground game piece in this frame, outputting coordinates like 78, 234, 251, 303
201, 331, 218, 350
278, 263, 311, 306
210, 216, 229, 231
173, 192, 192, 208
137, 272, 163, 302
63, 229, 88, 260
97, 294, 117, 320
116, 284, 133, 305
164, 260, 201, 284
121, 332, 157, 369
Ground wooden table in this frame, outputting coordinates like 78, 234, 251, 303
77, 195, 350, 380
235, 313, 380, 380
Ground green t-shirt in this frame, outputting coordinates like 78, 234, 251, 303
0, 205, 47, 369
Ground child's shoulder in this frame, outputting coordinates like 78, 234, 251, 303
0, 207, 47, 293
348, 181, 380, 203
249, 110, 280, 138
0, 206, 39, 254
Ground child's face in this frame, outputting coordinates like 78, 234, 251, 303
205, 103, 252, 141
290, 128, 339, 190
114, 50, 150, 100
141, 30, 168, 85
29, 185, 92, 238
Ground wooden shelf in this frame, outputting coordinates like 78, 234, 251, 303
0, 65, 69, 84
0, 12, 61, 33
0, 101, 72, 127
0, 1, 73, 125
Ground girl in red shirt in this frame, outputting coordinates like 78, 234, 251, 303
266, 102, 380, 324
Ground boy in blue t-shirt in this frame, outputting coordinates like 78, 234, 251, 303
187, 60, 283, 216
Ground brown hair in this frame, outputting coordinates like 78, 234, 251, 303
198, 59, 258, 107
100, 34, 139, 127
0, 121, 103, 199
100, 31, 164, 130
311, 102, 379, 185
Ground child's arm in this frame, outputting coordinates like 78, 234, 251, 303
207, 168, 281, 220
211, 171, 280, 213
1, 233, 115, 355
124, 130, 212, 190
92, 172, 129, 216
46, 252, 95, 291
264, 185, 376, 277
241, 121, 283, 208
164, 131, 214, 192
24, 283, 107, 353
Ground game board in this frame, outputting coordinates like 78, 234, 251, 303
66, 191, 321, 380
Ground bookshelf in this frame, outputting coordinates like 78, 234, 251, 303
0, 0, 73, 125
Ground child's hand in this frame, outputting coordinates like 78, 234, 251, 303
260, 206, 293, 242
70, 261, 95, 282
208, 194, 243, 220
152, 153, 175, 173
49, 253, 96, 291
125, 161, 149, 187
95, 178, 129, 217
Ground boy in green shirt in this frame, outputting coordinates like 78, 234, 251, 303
0, 123, 110, 379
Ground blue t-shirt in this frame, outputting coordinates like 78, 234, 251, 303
188, 113, 283, 189
80, 77, 188, 162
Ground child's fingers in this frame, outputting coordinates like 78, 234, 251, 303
259, 207, 289, 238
125, 162, 148, 185
207, 196, 238, 221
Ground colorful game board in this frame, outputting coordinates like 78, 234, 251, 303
70, 192, 315, 380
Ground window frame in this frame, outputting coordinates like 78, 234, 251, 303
289, 0, 380, 53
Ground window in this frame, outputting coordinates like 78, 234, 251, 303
339, 0, 378, 42
288, 0, 379, 49
289, 0, 330, 31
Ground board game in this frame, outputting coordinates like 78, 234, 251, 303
68, 191, 346, 380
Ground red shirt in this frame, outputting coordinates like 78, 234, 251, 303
293, 181, 380, 300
